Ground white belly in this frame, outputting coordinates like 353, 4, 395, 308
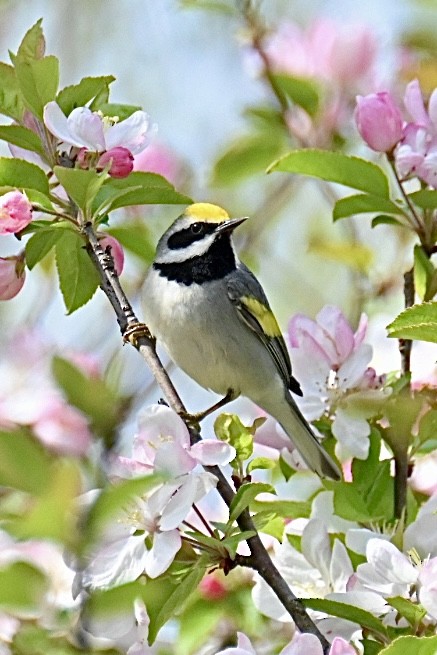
142, 269, 284, 402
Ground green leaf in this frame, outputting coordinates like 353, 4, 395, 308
409, 189, 437, 210
250, 499, 311, 519
25, 224, 69, 269
56, 75, 115, 116
10, 459, 82, 544
53, 166, 106, 216
0, 124, 45, 156
229, 482, 275, 522
92, 102, 142, 121
148, 562, 207, 643
302, 598, 389, 641
309, 236, 373, 273
212, 134, 285, 186
0, 157, 49, 193
0, 562, 47, 612
55, 229, 100, 313
414, 245, 437, 301
0, 428, 52, 494
15, 55, 59, 119
333, 194, 403, 221
220, 531, 256, 558
328, 481, 386, 522
52, 356, 121, 441
387, 596, 427, 628
268, 149, 390, 198
0, 62, 24, 121
378, 635, 437, 654
15, 19, 45, 62
13, 624, 112, 655
417, 409, 437, 450
214, 413, 256, 464
96, 172, 191, 210
251, 512, 285, 540
371, 215, 405, 228
106, 223, 155, 264
247, 456, 276, 473
387, 302, 437, 343
273, 73, 320, 116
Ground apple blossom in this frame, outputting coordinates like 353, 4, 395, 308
0, 191, 33, 235
354, 92, 403, 153
99, 235, 125, 275
97, 146, 134, 178
288, 306, 388, 460
214, 631, 357, 655
0, 255, 25, 300
133, 141, 183, 185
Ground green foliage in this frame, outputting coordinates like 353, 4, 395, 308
211, 134, 285, 186
0, 157, 49, 194
378, 635, 437, 654
53, 167, 108, 218
250, 499, 311, 519
215, 414, 265, 467
55, 230, 100, 313
0, 125, 45, 156
414, 245, 437, 301
56, 75, 115, 115
0, 562, 47, 612
408, 189, 437, 210
25, 223, 71, 269
273, 73, 320, 116
106, 222, 156, 264
95, 171, 192, 214
14, 19, 45, 62
15, 55, 59, 119
13, 624, 120, 655
387, 302, 437, 344
229, 482, 275, 522
246, 456, 276, 473
0, 428, 53, 494
52, 356, 123, 442
94, 102, 142, 120
268, 149, 390, 197
387, 596, 427, 629
302, 598, 390, 642
333, 193, 403, 221
0, 62, 24, 121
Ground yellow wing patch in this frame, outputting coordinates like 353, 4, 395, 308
185, 203, 229, 223
241, 296, 282, 338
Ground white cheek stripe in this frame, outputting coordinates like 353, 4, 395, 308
156, 233, 217, 264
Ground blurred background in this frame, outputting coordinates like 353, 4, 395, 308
0, 0, 436, 429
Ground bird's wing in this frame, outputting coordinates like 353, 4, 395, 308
227, 263, 302, 395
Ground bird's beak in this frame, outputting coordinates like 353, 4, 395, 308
216, 217, 248, 234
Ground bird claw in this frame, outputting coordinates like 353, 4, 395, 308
123, 321, 154, 347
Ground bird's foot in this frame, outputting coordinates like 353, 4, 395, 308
123, 321, 155, 347
179, 388, 237, 426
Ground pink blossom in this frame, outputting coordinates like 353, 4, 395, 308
133, 142, 183, 185
410, 450, 437, 496
418, 557, 437, 619
0, 191, 33, 235
99, 235, 125, 275
355, 92, 403, 152
97, 146, 134, 178
289, 306, 388, 460
199, 573, 228, 600
0, 255, 25, 300
32, 396, 92, 456
44, 102, 154, 155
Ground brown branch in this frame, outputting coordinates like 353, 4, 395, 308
399, 268, 415, 377
81, 219, 330, 653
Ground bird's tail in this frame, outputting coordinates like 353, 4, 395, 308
264, 392, 341, 480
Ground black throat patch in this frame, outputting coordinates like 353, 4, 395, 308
154, 235, 237, 285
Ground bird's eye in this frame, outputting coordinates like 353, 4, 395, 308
190, 222, 202, 234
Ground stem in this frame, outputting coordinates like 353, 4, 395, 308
394, 451, 409, 520
192, 503, 215, 537
82, 219, 329, 652
390, 160, 425, 238
399, 268, 414, 376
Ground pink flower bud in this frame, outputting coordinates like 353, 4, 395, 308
99, 235, 124, 275
199, 574, 227, 600
98, 146, 134, 178
0, 255, 25, 300
0, 191, 33, 234
355, 92, 403, 152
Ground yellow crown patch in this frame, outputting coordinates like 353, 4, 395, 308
185, 203, 229, 223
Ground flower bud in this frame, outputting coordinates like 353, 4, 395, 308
0, 255, 25, 300
0, 191, 33, 235
98, 146, 134, 178
355, 92, 403, 152
99, 235, 124, 275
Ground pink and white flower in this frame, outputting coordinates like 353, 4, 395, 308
355, 92, 403, 152
214, 630, 357, 655
0, 191, 33, 235
0, 255, 26, 300
288, 306, 388, 460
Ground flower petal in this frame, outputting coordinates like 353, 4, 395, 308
404, 79, 430, 127
145, 530, 181, 578
67, 107, 106, 150
190, 440, 236, 466
105, 111, 154, 154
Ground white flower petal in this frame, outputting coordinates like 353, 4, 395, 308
337, 343, 372, 389
145, 530, 181, 578
346, 529, 389, 555
404, 512, 437, 558
190, 440, 236, 465
105, 111, 153, 154
67, 106, 106, 150
330, 540, 354, 593
44, 102, 84, 148
80, 534, 147, 590
332, 409, 370, 459
301, 519, 331, 582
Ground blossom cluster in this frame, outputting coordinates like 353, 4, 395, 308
355, 79, 437, 188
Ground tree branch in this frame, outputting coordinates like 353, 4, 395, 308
82, 219, 330, 653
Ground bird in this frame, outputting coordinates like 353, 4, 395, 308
142, 202, 341, 480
